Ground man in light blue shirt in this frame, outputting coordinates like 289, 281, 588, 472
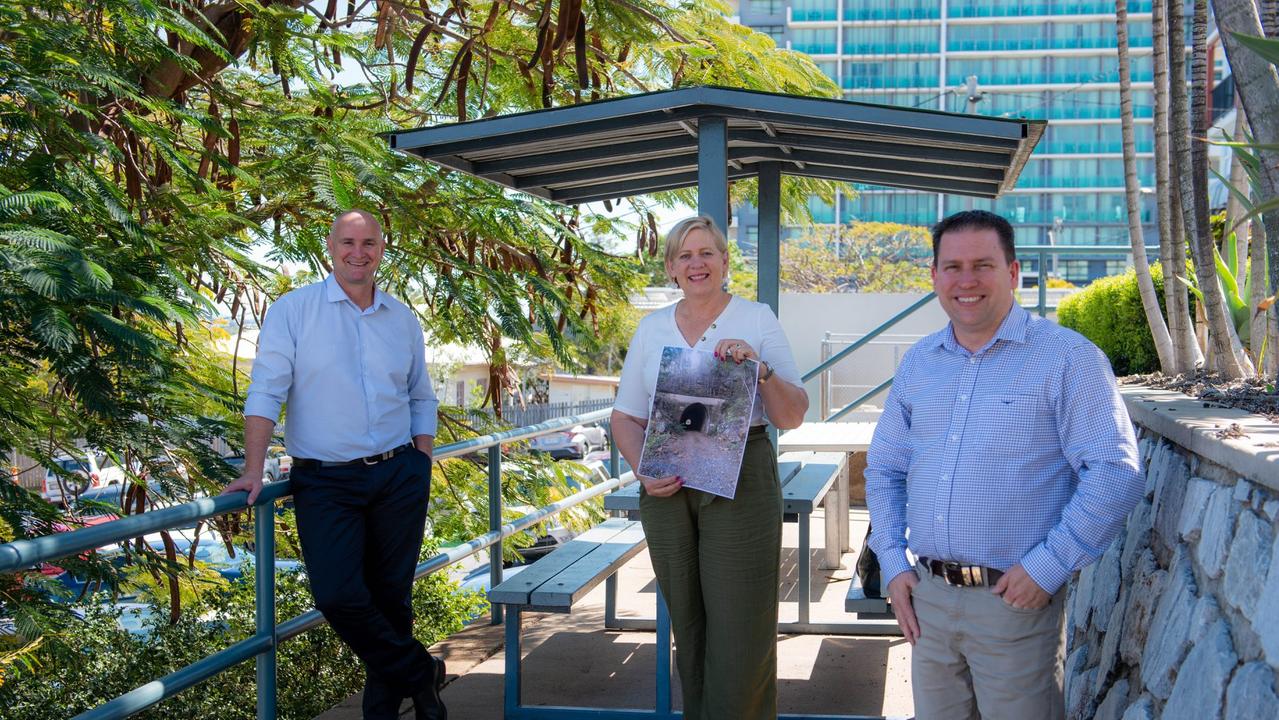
223, 209, 446, 720
865, 210, 1142, 720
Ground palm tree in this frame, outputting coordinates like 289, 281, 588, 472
1118, 0, 1176, 372
1154, 0, 1200, 371
1213, 0, 1279, 377
1182, 0, 1253, 377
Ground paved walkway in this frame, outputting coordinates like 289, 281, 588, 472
317, 509, 914, 719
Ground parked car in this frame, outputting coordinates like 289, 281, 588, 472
268, 445, 292, 480
39, 450, 109, 507
529, 424, 607, 460
223, 454, 281, 483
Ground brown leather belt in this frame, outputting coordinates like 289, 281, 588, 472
918, 557, 1004, 588
293, 443, 413, 471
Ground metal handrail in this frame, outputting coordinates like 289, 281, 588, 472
0, 406, 622, 720
807, 244, 1159, 420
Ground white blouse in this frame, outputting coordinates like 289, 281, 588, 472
614, 295, 803, 427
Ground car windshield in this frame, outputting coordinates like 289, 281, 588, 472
53, 458, 89, 473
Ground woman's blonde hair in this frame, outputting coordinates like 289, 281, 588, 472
663, 215, 729, 284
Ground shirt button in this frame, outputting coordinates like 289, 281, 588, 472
935, 515, 944, 522
958, 394, 968, 401
968, 357, 977, 364
950, 434, 959, 441
941, 474, 949, 481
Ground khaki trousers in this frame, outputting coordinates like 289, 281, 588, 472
639, 433, 782, 720
910, 562, 1067, 720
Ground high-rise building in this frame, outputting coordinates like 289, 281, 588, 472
732, 0, 1223, 284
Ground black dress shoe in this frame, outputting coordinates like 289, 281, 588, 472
362, 672, 404, 720
412, 656, 447, 720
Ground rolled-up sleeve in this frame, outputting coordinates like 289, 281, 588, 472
407, 319, 439, 437
1019, 343, 1142, 594
864, 356, 917, 588
244, 301, 296, 423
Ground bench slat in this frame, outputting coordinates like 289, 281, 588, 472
488, 518, 635, 606
845, 570, 892, 616
529, 521, 649, 609
782, 452, 846, 513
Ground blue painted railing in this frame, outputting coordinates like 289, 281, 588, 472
802, 244, 1159, 420
0, 408, 625, 720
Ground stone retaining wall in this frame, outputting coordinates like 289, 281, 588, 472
1064, 387, 1279, 720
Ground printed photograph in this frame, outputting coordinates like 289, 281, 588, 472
638, 346, 759, 498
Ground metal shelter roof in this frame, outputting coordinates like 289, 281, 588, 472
385, 85, 1044, 205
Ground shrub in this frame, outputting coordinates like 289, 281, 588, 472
1057, 262, 1177, 375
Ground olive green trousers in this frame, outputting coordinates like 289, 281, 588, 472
639, 431, 782, 720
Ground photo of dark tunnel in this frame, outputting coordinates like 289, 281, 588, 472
680, 402, 708, 432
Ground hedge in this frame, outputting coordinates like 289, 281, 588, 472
1057, 262, 1184, 376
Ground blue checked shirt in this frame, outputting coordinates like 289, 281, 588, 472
865, 304, 1142, 594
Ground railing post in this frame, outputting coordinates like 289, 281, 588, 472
607, 422, 620, 481
1037, 249, 1048, 317
488, 445, 504, 625
254, 502, 277, 720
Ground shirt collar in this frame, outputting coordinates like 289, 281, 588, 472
324, 273, 387, 312
937, 303, 1030, 354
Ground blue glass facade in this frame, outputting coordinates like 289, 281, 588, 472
732, 0, 1189, 283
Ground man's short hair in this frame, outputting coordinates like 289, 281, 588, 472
930, 210, 1016, 265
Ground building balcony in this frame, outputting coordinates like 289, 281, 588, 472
949, 1, 1152, 19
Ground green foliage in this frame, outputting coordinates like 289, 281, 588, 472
0, 0, 844, 697
781, 222, 932, 293
0, 544, 484, 719
1058, 263, 1189, 375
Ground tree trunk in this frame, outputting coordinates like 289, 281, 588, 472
1155, 0, 1200, 371
1212, 0, 1279, 380
1184, 0, 1252, 377
1118, 0, 1176, 373
1225, 100, 1250, 271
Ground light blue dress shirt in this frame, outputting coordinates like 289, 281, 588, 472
865, 304, 1142, 594
245, 275, 439, 462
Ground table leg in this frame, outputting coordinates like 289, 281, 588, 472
820, 487, 844, 571
504, 607, 522, 718
838, 459, 851, 553
604, 573, 619, 629
656, 587, 672, 715
799, 514, 811, 625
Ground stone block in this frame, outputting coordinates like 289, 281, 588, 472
1140, 548, 1199, 699
1120, 695, 1155, 720
1121, 499, 1153, 581
1151, 449, 1191, 564
1225, 662, 1279, 720
1263, 499, 1279, 521
1121, 551, 1165, 667
1091, 537, 1123, 632
1177, 478, 1216, 542
1096, 586, 1126, 684
1197, 484, 1240, 580
1163, 619, 1237, 720
1072, 561, 1096, 630
1094, 678, 1130, 720
1253, 531, 1279, 669
1223, 510, 1272, 618
1067, 666, 1098, 720
1234, 479, 1254, 505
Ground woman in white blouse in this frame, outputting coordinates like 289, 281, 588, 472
611, 216, 809, 720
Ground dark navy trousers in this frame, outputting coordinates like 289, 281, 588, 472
291, 447, 435, 696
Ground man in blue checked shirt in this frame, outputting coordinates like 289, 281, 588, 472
865, 210, 1142, 720
222, 209, 447, 720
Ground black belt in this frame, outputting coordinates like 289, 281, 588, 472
918, 557, 1004, 588
292, 443, 414, 471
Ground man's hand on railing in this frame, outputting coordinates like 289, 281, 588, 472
221, 473, 264, 505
